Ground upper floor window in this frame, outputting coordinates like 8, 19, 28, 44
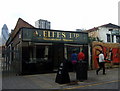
109, 29, 113, 32
112, 35, 114, 42
116, 36, 120, 43
107, 34, 110, 42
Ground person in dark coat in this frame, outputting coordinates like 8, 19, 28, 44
76, 50, 87, 81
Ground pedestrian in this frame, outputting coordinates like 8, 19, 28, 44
76, 49, 87, 81
78, 50, 85, 61
71, 50, 77, 72
96, 50, 106, 75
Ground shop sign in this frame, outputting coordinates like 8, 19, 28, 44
22, 28, 88, 44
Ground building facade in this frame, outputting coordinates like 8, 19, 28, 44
35, 19, 51, 29
87, 23, 120, 43
86, 23, 120, 69
4, 18, 89, 75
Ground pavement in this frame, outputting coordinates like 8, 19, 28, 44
1, 67, 119, 90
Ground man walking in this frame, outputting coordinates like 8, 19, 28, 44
96, 51, 106, 75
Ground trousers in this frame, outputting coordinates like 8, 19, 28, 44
96, 62, 105, 74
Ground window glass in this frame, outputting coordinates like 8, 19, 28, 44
107, 34, 110, 42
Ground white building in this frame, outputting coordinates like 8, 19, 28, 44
86, 23, 120, 43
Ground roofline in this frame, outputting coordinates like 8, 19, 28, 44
21, 27, 88, 34
86, 23, 120, 32
14, 18, 34, 30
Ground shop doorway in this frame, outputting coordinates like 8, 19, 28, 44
49, 43, 64, 70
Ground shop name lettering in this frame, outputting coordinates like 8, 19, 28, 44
33, 30, 80, 39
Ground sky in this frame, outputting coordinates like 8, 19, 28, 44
0, 0, 119, 33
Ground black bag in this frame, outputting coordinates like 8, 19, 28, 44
76, 60, 87, 81
55, 62, 70, 84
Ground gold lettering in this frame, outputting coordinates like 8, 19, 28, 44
76, 33, 79, 38
33, 31, 39, 36
48, 31, 51, 37
43, 31, 48, 37
73, 33, 76, 37
52, 32, 55, 38
57, 32, 61, 38
62, 32, 66, 38
69, 33, 72, 38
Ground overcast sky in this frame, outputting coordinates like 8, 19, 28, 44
0, 0, 119, 33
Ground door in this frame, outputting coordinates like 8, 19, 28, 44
49, 43, 64, 70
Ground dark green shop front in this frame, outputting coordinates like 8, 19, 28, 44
21, 28, 88, 74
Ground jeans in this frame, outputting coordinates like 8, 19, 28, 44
96, 62, 105, 74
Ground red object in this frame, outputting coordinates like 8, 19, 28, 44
112, 48, 120, 63
78, 52, 85, 61
93, 47, 120, 69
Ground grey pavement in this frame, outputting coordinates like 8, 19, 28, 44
1, 67, 119, 90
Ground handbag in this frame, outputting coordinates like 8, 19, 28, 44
72, 60, 77, 64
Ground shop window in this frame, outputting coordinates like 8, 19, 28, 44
36, 46, 45, 59
67, 46, 80, 61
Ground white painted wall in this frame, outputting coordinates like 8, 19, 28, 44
113, 36, 116, 43
98, 27, 110, 42
98, 27, 119, 43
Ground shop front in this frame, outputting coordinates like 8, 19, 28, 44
20, 28, 88, 74
5, 27, 88, 75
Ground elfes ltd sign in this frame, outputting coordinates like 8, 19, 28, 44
22, 28, 88, 44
